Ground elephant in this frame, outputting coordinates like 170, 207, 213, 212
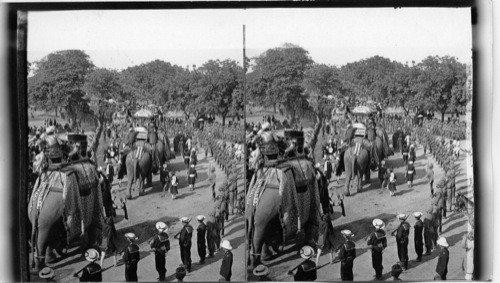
28, 160, 104, 271
125, 143, 152, 199
246, 158, 322, 269
146, 131, 175, 186
343, 146, 371, 196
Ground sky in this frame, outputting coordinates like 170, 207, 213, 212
27, 8, 472, 71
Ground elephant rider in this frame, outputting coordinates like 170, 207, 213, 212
44, 134, 64, 165
259, 122, 285, 159
67, 141, 84, 162
33, 140, 49, 175
118, 129, 138, 180
342, 119, 355, 146
147, 120, 160, 174
366, 118, 377, 142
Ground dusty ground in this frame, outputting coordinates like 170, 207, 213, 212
28, 120, 246, 282
246, 109, 472, 281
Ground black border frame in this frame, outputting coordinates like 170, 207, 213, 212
6, 1, 487, 281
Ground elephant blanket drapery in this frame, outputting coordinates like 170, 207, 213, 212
29, 160, 105, 245
246, 157, 321, 241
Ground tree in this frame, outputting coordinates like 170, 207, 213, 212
28, 50, 94, 125
193, 59, 243, 126
247, 43, 313, 123
83, 68, 124, 101
165, 67, 200, 119
413, 56, 468, 121
302, 63, 343, 117
120, 60, 181, 103
385, 62, 422, 115
339, 56, 399, 104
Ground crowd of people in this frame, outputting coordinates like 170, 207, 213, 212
48, 216, 236, 282
298, 113, 473, 281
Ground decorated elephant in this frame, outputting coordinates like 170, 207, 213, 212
125, 142, 152, 199
343, 146, 371, 196
246, 157, 322, 269
28, 159, 105, 271
146, 130, 175, 185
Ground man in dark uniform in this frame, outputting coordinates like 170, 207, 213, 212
413, 212, 424, 261
183, 147, 191, 169
406, 160, 416, 188
147, 121, 159, 174
367, 219, 387, 280
343, 119, 355, 145
402, 144, 409, 165
293, 246, 317, 281
338, 230, 356, 281
175, 264, 187, 282
366, 118, 376, 141
378, 160, 388, 190
188, 163, 198, 191
75, 249, 102, 282
435, 237, 450, 280
123, 233, 140, 282
324, 156, 333, 181
150, 222, 170, 281
176, 217, 193, 273
206, 212, 217, 258
196, 215, 207, 264
219, 240, 233, 281
392, 214, 411, 270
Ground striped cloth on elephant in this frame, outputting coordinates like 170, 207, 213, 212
246, 158, 321, 241
29, 161, 104, 245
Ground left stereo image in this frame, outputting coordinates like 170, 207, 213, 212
22, 9, 246, 282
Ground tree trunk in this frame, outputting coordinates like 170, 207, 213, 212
441, 111, 445, 122
273, 104, 277, 113
55, 107, 58, 117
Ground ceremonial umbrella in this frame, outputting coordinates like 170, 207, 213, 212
134, 109, 153, 118
351, 105, 373, 115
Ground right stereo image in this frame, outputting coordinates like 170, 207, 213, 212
244, 7, 474, 281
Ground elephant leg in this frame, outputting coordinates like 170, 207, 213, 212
344, 172, 351, 196
365, 167, 371, 183
45, 245, 57, 264
126, 165, 134, 199
261, 242, 272, 261
250, 223, 267, 269
35, 229, 49, 271
357, 172, 363, 193
138, 174, 145, 196
147, 171, 152, 188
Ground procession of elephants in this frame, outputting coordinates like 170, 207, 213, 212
26, 100, 472, 281
245, 104, 473, 281
27, 106, 178, 272
26, 107, 243, 281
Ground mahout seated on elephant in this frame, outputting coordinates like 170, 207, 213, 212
116, 127, 173, 199
334, 120, 392, 196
